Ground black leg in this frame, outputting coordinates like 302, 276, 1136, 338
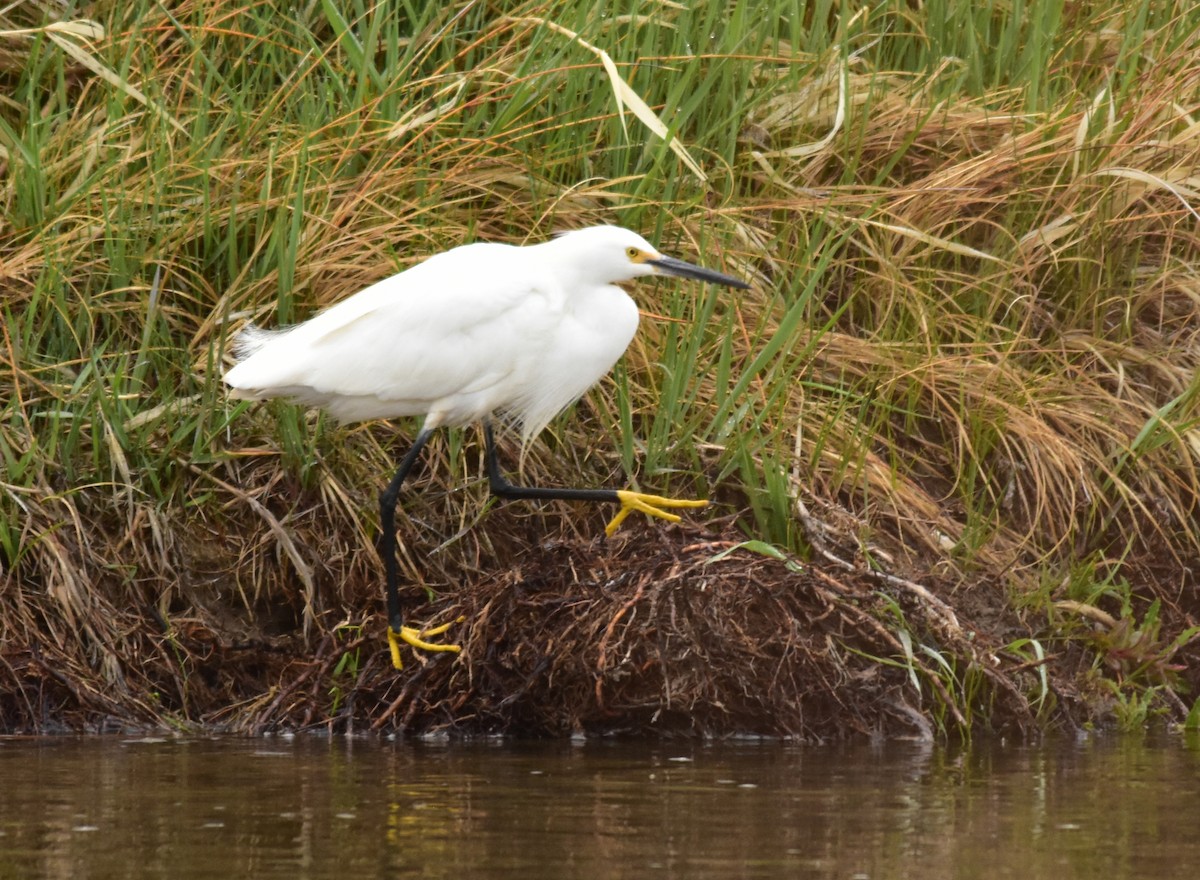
484, 422, 620, 505
379, 427, 433, 635
379, 422, 704, 671
378, 429, 462, 669
482, 421, 707, 535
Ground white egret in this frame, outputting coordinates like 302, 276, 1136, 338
224, 225, 749, 669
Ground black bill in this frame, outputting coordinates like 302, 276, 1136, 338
649, 255, 750, 289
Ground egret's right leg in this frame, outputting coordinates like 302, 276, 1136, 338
379, 427, 462, 669
482, 423, 707, 532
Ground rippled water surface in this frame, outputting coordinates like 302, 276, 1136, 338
0, 734, 1197, 878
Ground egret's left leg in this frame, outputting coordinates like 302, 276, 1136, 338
482, 423, 707, 533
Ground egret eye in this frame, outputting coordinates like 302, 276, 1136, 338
625, 246, 640, 260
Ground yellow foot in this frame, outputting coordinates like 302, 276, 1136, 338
387, 617, 464, 670
605, 489, 708, 536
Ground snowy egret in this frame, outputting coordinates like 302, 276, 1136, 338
224, 225, 749, 669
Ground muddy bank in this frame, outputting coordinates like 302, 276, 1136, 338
9, 509, 1185, 739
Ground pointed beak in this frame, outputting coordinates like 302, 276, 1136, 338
648, 255, 750, 289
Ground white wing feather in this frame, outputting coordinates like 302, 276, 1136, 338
226, 243, 564, 426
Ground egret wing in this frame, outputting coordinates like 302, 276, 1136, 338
226, 243, 564, 423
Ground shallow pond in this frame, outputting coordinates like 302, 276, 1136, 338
0, 734, 1196, 878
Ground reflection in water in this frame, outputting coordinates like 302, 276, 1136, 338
0, 735, 1196, 878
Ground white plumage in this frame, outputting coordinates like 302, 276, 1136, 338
224, 227, 664, 441
225, 226, 667, 439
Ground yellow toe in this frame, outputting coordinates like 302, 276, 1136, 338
605, 490, 708, 536
387, 617, 465, 670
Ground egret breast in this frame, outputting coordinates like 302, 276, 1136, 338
508, 282, 639, 443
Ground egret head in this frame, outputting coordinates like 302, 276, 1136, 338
548, 226, 750, 289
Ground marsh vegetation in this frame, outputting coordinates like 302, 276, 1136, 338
2, 1, 1199, 737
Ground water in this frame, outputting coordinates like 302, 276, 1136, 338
0, 735, 1196, 878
